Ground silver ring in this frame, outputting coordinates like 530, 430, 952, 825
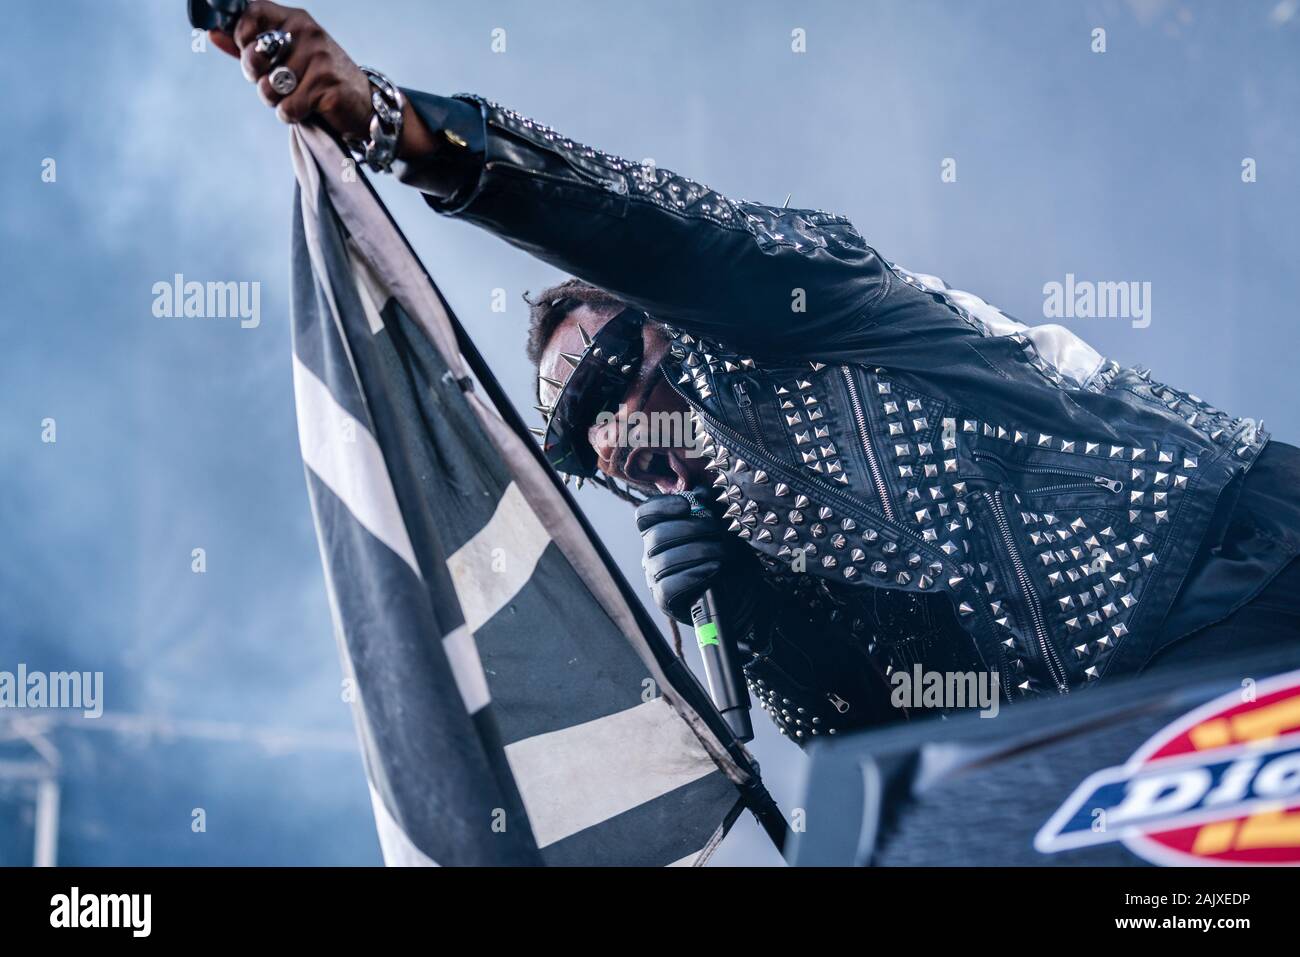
254, 30, 293, 64
268, 65, 298, 96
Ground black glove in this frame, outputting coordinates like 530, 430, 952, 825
635, 489, 758, 626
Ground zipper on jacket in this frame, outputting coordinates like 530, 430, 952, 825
732, 381, 769, 453
669, 370, 1007, 679
985, 490, 1069, 694
840, 366, 898, 523
670, 370, 930, 551
972, 450, 1124, 496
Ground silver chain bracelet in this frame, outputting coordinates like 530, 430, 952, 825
345, 67, 405, 173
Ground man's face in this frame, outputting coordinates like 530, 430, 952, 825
538, 305, 708, 495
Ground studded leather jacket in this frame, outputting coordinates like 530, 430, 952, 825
732, 567, 978, 742
398, 90, 1272, 726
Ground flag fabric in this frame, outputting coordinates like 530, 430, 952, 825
286, 125, 781, 866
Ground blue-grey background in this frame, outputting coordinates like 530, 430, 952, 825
1, 0, 1296, 866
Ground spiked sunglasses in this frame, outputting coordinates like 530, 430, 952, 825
530, 307, 648, 482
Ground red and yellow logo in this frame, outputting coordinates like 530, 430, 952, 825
1036, 669, 1300, 865
1131, 671, 1300, 865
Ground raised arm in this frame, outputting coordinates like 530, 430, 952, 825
396, 90, 890, 353
211, 2, 889, 352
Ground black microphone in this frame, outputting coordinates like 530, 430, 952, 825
188, 0, 247, 32
679, 490, 754, 743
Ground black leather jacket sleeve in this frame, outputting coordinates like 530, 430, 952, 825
395, 90, 891, 354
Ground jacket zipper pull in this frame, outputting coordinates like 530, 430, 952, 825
827, 692, 850, 714
1094, 476, 1124, 493
730, 380, 769, 452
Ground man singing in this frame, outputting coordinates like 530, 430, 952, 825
213, 3, 1300, 744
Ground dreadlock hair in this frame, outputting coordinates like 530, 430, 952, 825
523, 278, 628, 370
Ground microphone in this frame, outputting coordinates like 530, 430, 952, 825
678, 490, 754, 743
188, 0, 248, 32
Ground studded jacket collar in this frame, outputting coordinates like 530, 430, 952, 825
402, 89, 1272, 703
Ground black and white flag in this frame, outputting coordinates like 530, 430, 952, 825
287, 126, 781, 866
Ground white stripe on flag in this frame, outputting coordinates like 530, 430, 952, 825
292, 126, 469, 377
504, 697, 719, 848
446, 482, 551, 632
348, 244, 388, 335
292, 354, 421, 577
442, 624, 491, 714
368, 783, 439, 867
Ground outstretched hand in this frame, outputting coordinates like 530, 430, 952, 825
208, 1, 374, 138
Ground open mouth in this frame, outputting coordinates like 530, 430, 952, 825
625, 448, 691, 494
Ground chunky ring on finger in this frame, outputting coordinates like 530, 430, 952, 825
253, 30, 293, 64
268, 65, 298, 96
